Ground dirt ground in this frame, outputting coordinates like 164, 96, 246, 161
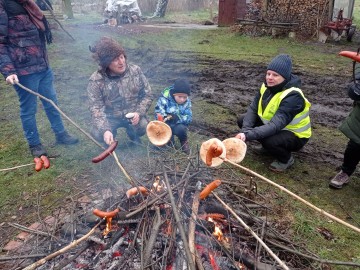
90, 22, 355, 168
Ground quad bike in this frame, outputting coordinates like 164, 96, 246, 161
323, 9, 356, 42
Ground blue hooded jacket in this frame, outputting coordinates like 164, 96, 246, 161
154, 85, 192, 125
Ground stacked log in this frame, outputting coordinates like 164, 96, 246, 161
264, 0, 330, 37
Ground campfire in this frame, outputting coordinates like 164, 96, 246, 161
0, 144, 325, 270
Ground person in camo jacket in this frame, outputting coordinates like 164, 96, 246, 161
87, 37, 152, 146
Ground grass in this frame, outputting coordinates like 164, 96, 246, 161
1, 9, 360, 268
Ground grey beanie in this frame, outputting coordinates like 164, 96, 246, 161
267, 54, 292, 81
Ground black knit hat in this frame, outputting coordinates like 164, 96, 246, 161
89, 37, 126, 70
267, 54, 292, 81
170, 79, 191, 96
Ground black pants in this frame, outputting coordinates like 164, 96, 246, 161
341, 139, 360, 176
169, 123, 188, 144
237, 115, 308, 163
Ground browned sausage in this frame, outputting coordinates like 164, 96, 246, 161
92, 141, 118, 163
34, 157, 43, 172
206, 143, 223, 166
199, 179, 222, 200
126, 186, 148, 198
40, 155, 50, 169
93, 208, 119, 219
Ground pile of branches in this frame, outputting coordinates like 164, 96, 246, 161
2, 150, 327, 270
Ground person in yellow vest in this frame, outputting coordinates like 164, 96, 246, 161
235, 54, 311, 172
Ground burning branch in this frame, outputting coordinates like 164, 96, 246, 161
162, 165, 196, 270
212, 192, 290, 270
22, 219, 103, 270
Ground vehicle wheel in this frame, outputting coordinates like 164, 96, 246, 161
347, 25, 356, 42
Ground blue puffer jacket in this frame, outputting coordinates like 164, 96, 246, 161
154, 86, 192, 125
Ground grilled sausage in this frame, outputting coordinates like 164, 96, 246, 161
34, 157, 43, 172
126, 186, 148, 198
339, 51, 360, 62
92, 141, 118, 163
93, 208, 119, 219
199, 179, 222, 200
206, 143, 223, 166
40, 155, 50, 169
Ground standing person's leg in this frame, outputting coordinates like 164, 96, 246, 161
330, 140, 360, 189
260, 130, 307, 172
38, 69, 78, 144
14, 73, 46, 156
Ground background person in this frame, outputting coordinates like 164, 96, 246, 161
87, 37, 152, 146
154, 79, 192, 154
329, 75, 360, 189
0, 0, 78, 158
235, 54, 311, 172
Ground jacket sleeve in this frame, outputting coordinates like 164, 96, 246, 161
154, 96, 167, 119
243, 91, 305, 141
136, 68, 153, 116
87, 79, 112, 133
179, 99, 192, 125
241, 92, 261, 131
0, 1, 16, 78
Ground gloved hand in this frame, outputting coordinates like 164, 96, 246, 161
166, 113, 179, 124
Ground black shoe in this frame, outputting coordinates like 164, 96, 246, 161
180, 141, 190, 155
30, 144, 47, 157
56, 131, 79, 145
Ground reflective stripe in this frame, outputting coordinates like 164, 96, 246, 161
284, 122, 311, 133
289, 111, 309, 125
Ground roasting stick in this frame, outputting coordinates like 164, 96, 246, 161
188, 181, 202, 266
223, 158, 360, 234
212, 192, 289, 270
162, 165, 196, 270
15, 82, 134, 185
22, 218, 104, 270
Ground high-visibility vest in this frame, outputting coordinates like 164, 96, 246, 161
258, 84, 312, 138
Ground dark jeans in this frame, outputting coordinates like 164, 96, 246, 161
169, 123, 188, 144
14, 69, 65, 146
341, 139, 360, 176
91, 116, 148, 142
237, 114, 308, 163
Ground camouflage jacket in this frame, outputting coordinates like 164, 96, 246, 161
0, 0, 49, 78
87, 63, 153, 133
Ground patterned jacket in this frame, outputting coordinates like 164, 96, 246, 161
154, 86, 192, 125
87, 63, 152, 133
0, 0, 49, 78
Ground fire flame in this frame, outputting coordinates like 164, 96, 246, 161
152, 176, 165, 192
103, 217, 112, 236
207, 217, 223, 241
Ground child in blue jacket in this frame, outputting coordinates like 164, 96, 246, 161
154, 79, 192, 154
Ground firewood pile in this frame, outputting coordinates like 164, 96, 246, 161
0, 148, 323, 270
242, 0, 329, 38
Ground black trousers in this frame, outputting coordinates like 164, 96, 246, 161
341, 139, 360, 176
169, 123, 188, 144
237, 115, 308, 163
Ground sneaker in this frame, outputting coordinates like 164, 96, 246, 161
56, 131, 79, 145
329, 171, 350, 189
269, 155, 294, 172
30, 144, 47, 157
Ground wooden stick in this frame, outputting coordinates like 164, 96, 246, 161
22, 219, 103, 270
188, 181, 201, 265
212, 192, 289, 270
15, 82, 134, 185
223, 158, 360, 234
